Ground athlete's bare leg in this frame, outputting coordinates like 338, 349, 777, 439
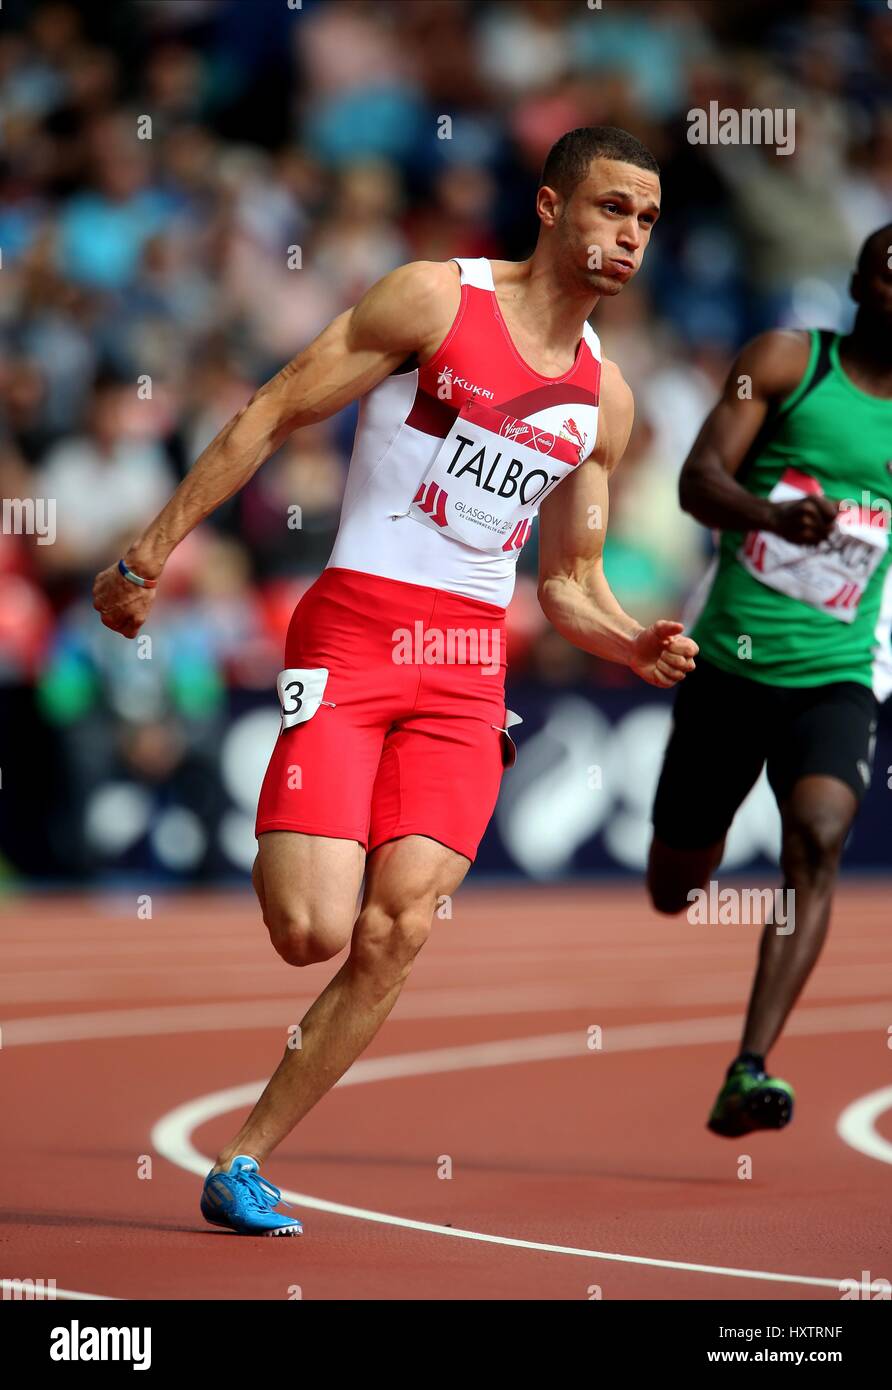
740, 775, 856, 1058
253, 830, 365, 967
213, 832, 470, 1170
646, 835, 725, 915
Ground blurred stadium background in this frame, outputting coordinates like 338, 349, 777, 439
0, 0, 890, 888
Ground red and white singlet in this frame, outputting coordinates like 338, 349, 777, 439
327, 257, 602, 606
256, 259, 602, 859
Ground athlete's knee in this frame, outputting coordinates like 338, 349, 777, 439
351, 899, 434, 976
646, 840, 707, 915
782, 810, 848, 881
647, 868, 693, 916
264, 900, 350, 968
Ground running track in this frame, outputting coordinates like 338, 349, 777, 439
2, 882, 890, 1301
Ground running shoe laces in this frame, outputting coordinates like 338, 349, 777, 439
219, 1160, 293, 1216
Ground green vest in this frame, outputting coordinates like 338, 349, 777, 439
691, 330, 892, 692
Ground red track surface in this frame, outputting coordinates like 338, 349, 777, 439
1, 882, 890, 1301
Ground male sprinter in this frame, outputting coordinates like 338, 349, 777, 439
93, 127, 697, 1235
648, 225, 892, 1138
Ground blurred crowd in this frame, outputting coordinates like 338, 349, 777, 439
0, 0, 890, 879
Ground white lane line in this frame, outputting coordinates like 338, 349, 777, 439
0, 992, 642, 1045
151, 1017, 879, 1291
2, 1001, 310, 1047
0, 1281, 115, 1301
5, 997, 891, 1050
3, 954, 889, 1010
837, 1086, 892, 1167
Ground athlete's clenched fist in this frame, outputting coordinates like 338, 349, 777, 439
770, 495, 839, 545
629, 619, 698, 689
92, 561, 158, 639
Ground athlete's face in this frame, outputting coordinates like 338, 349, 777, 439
851, 239, 892, 325
545, 158, 661, 295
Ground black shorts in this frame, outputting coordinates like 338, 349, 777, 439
651, 657, 879, 851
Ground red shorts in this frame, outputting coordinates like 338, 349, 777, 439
255, 568, 513, 862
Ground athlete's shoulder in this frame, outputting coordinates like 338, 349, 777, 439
599, 355, 632, 401
351, 260, 461, 356
599, 356, 634, 422
592, 356, 633, 467
385, 258, 461, 297
730, 329, 813, 401
372, 259, 461, 317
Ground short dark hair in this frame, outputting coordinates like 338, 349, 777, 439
540, 127, 659, 197
857, 222, 892, 275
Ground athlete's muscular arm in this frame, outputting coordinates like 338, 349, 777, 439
92, 261, 458, 637
538, 360, 698, 688
678, 330, 839, 541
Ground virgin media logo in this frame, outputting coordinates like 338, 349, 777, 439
498, 417, 557, 454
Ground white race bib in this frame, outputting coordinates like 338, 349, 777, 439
738, 469, 889, 624
405, 400, 584, 554
276, 667, 331, 730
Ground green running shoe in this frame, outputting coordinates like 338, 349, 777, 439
707, 1060, 795, 1138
